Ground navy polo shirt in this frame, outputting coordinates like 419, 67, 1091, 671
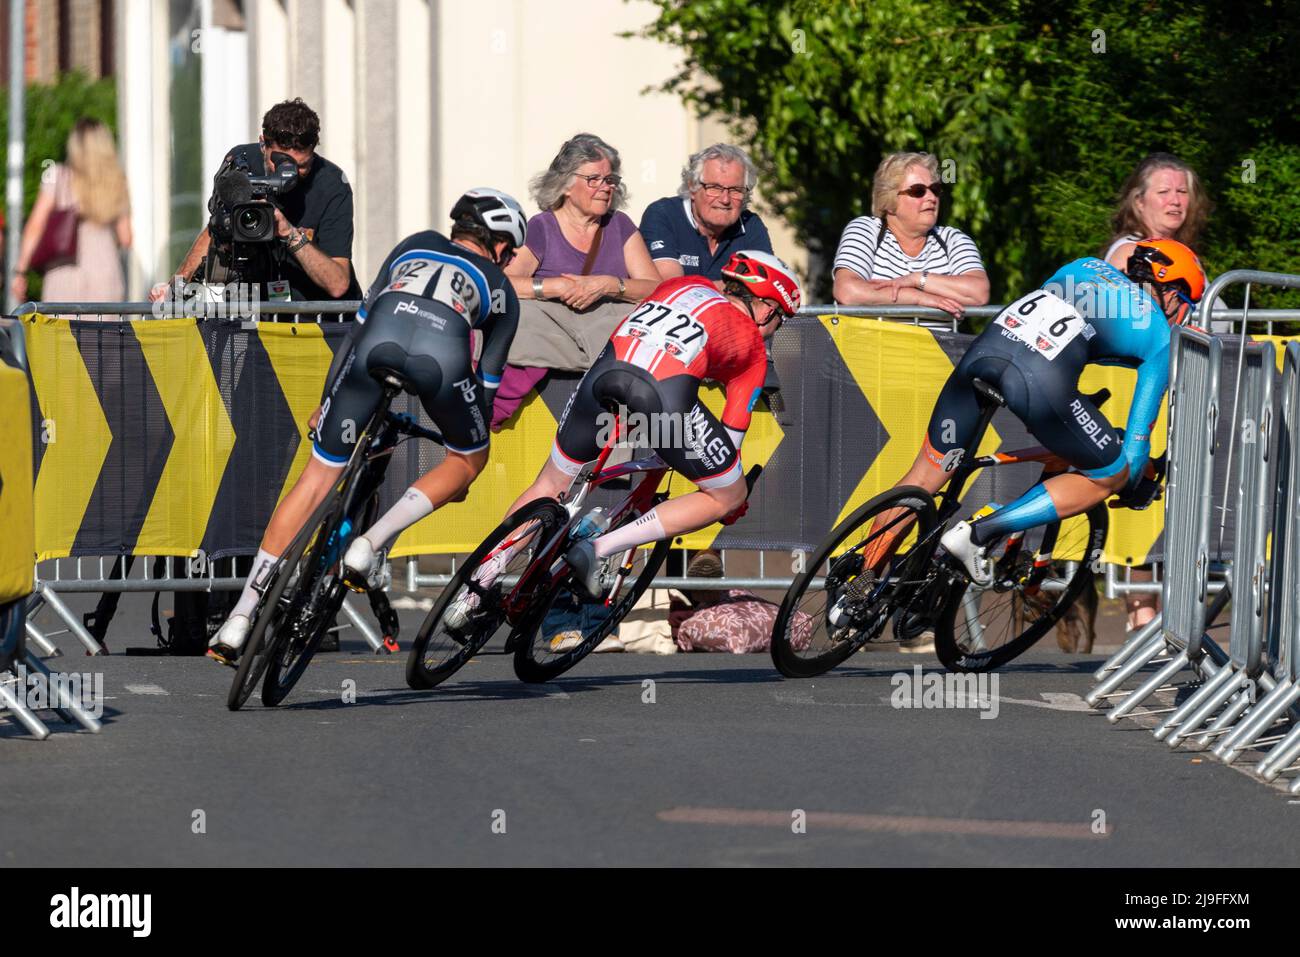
639, 196, 774, 281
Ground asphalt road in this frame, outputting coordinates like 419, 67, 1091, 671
3, 593, 1297, 867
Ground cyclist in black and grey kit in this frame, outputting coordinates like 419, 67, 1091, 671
208, 188, 526, 664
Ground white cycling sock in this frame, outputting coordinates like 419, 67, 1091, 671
592, 509, 666, 559
232, 548, 278, 620
363, 486, 435, 550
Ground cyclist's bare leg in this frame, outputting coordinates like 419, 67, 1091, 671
590, 474, 745, 558
863, 444, 951, 573
211, 457, 344, 656
967, 467, 1127, 546
262, 457, 346, 554
358, 449, 489, 551
1036, 469, 1127, 518
505, 458, 572, 519
411, 448, 488, 511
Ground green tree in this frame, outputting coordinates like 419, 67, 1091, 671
638, 0, 1300, 308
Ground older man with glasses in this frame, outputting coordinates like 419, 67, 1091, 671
640, 144, 775, 283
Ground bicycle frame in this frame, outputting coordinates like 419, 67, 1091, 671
494, 413, 669, 620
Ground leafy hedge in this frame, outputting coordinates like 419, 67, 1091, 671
638, 0, 1300, 308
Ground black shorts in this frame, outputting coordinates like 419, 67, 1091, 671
313, 292, 489, 463
551, 351, 743, 490
925, 329, 1126, 479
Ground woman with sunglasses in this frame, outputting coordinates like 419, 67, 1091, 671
491, 133, 661, 430
832, 151, 990, 326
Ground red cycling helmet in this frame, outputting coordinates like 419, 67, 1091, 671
1126, 238, 1206, 324
721, 250, 803, 318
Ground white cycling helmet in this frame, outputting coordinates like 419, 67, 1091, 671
450, 187, 528, 251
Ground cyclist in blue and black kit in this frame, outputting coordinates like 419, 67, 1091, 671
886, 239, 1205, 586
208, 188, 527, 664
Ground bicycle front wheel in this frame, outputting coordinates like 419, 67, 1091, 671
226, 490, 342, 711
772, 486, 939, 678
933, 504, 1108, 672
260, 490, 364, 706
406, 499, 569, 690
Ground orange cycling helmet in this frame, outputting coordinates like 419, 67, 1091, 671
721, 250, 803, 318
1126, 238, 1206, 324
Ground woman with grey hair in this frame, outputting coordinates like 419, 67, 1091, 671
493, 133, 659, 430
832, 151, 989, 327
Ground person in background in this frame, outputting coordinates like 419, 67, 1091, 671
149, 98, 360, 305
11, 118, 131, 305
491, 133, 660, 431
1104, 152, 1208, 272
640, 143, 773, 282
1103, 152, 1211, 636
832, 151, 989, 328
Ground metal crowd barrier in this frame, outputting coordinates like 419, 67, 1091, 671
1086, 327, 1224, 715
14, 295, 1300, 657
1089, 269, 1300, 793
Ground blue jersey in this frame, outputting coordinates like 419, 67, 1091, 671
1040, 257, 1169, 483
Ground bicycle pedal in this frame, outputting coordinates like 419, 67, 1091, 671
381, 636, 400, 654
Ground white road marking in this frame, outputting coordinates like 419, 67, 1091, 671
993, 692, 1095, 712
124, 684, 169, 695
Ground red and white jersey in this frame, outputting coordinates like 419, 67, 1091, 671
608, 276, 769, 432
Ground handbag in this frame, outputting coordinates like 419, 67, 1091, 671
29, 168, 79, 273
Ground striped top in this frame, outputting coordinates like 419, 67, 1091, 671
832, 216, 985, 283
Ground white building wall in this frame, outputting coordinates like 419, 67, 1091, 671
125, 0, 805, 296
199, 0, 250, 184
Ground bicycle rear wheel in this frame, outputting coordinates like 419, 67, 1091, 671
512, 504, 671, 684
771, 486, 939, 678
406, 499, 569, 690
933, 504, 1108, 672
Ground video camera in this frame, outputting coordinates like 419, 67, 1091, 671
203, 150, 301, 291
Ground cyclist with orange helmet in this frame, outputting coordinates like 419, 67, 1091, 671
499, 250, 801, 599
893, 239, 1206, 587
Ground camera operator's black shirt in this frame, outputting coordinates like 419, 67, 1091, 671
220, 143, 362, 302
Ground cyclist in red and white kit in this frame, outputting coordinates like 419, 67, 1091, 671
504, 250, 801, 599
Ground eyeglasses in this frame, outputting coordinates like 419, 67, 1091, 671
578, 173, 622, 189
699, 182, 750, 199
898, 182, 944, 199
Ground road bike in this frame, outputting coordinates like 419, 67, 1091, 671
226, 370, 431, 710
771, 380, 1130, 676
407, 410, 759, 687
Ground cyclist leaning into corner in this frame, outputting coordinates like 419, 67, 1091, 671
867, 238, 1205, 586
446, 250, 801, 624
207, 188, 527, 665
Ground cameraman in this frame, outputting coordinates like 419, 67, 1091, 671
149, 98, 360, 305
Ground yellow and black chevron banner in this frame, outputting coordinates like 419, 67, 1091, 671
27, 313, 1280, 566
1, 344, 34, 603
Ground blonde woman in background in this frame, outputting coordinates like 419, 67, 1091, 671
1103, 152, 1210, 635
11, 118, 132, 303
1104, 152, 1208, 269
